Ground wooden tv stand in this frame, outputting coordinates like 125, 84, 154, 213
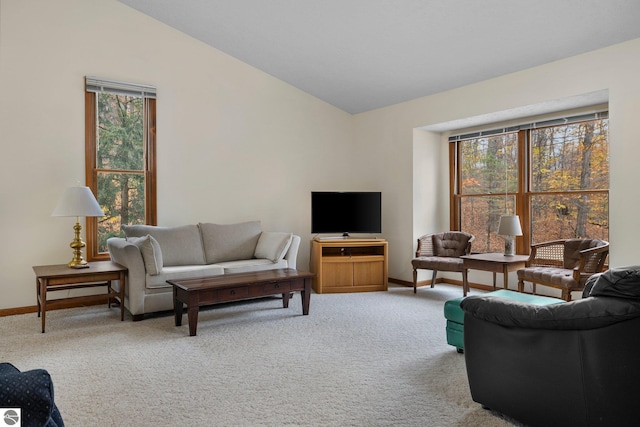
310, 238, 388, 293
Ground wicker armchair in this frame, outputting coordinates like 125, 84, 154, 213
517, 238, 609, 301
411, 231, 474, 295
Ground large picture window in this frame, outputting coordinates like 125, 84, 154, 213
85, 77, 157, 260
451, 113, 608, 254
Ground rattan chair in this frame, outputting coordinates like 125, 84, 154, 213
517, 238, 609, 301
411, 231, 474, 295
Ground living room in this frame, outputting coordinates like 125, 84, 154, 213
2, 0, 640, 425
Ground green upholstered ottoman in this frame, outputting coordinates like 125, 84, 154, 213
444, 297, 467, 353
444, 290, 564, 353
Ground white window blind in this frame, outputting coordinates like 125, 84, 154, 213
448, 111, 608, 142
85, 76, 156, 99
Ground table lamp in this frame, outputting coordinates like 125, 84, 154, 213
52, 186, 105, 268
497, 214, 523, 256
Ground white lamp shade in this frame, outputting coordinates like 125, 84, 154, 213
52, 186, 105, 217
497, 214, 523, 236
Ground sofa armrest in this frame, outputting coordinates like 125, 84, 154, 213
107, 237, 147, 316
284, 235, 300, 270
461, 295, 640, 330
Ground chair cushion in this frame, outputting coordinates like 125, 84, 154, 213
412, 256, 464, 272
517, 266, 578, 289
564, 238, 606, 269
432, 232, 470, 257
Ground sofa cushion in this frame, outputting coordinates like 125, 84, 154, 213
145, 264, 225, 289
127, 235, 163, 275
199, 221, 262, 264
123, 224, 205, 266
214, 258, 288, 274
254, 231, 293, 262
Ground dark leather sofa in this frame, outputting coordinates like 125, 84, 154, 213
0, 363, 64, 427
460, 266, 640, 427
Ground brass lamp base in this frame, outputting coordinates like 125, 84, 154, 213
68, 259, 90, 269
67, 218, 90, 269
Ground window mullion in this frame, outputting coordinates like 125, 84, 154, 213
449, 141, 458, 230
517, 129, 528, 254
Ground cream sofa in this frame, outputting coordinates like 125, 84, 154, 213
107, 221, 300, 320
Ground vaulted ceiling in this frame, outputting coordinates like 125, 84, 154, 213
118, 0, 640, 114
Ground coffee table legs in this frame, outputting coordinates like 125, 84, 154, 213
173, 288, 200, 336
301, 277, 311, 315
187, 306, 199, 336
173, 287, 184, 327
173, 282, 312, 337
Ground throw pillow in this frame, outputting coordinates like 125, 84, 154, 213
127, 235, 163, 275
254, 232, 293, 262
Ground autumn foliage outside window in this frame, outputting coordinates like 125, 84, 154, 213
85, 77, 156, 261
451, 115, 608, 254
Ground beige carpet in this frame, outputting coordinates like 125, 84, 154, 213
1, 284, 514, 426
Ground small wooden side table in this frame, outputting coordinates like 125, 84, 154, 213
32, 261, 127, 333
461, 253, 530, 294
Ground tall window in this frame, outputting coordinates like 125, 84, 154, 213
85, 77, 157, 260
451, 113, 608, 254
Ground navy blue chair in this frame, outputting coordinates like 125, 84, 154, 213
0, 363, 64, 427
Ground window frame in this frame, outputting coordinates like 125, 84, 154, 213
450, 113, 609, 255
84, 79, 157, 261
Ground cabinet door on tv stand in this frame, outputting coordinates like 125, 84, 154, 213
323, 261, 354, 288
353, 260, 385, 287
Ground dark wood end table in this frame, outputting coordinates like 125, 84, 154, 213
32, 261, 127, 333
168, 268, 315, 336
461, 253, 530, 294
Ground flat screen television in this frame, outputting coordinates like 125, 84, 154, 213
311, 191, 382, 237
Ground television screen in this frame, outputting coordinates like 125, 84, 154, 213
311, 192, 382, 236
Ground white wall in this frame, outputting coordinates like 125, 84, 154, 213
0, 0, 353, 309
2, 0, 639, 310
354, 37, 640, 290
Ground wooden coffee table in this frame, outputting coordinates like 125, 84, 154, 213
168, 268, 315, 336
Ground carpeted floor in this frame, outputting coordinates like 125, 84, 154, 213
1, 284, 516, 426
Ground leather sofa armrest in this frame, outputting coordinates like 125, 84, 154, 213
461, 295, 640, 330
